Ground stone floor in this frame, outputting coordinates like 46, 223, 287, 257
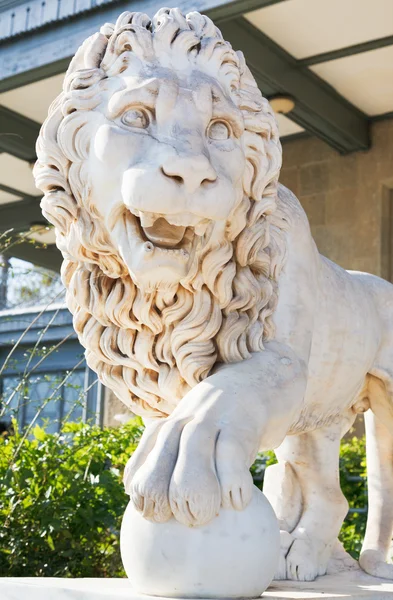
1, 571, 393, 600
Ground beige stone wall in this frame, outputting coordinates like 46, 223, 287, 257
280, 120, 393, 438
102, 386, 134, 427
280, 119, 393, 279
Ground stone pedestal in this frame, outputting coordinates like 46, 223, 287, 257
1, 572, 393, 600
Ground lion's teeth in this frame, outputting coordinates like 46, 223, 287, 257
139, 212, 159, 227
166, 213, 198, 227
194, 221, 209, 236
154, 246, 189, 260
166, 215, 185, 227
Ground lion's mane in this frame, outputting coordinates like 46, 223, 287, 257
34, 8, 288, 418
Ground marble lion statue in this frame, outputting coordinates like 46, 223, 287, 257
34, 7, 393, 582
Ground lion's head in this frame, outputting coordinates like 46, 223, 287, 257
34, 8, 288, 418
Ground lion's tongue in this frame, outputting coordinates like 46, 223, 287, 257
143, 218, 186, 248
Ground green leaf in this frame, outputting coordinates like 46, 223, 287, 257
32, 426, 46, 442
46, 534, 55, 551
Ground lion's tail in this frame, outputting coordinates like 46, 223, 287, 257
360, 375, 393, 578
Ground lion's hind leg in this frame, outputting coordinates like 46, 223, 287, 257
360, 375, 393, 579
270, 417, 354, 582
263, 461, 302, 580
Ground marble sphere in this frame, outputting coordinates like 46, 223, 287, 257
120, 486, 280, 598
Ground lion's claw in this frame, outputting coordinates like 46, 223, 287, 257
125, 415, 254, 526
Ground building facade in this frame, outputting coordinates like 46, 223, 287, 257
281, 119, 393, 280
0, 304, 105, 431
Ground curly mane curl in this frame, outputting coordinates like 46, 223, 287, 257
34, 8, 288, 418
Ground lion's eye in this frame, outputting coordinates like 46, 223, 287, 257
208, 120, 231, 141
121, 108, 150, 129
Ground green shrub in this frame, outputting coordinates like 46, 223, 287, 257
251, 436, 368, 559
0, 419, 143, 577
339, 436, 367, 558
0, 421, 368, 576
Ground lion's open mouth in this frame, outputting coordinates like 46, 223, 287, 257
127, 209, 211, 259
143, 218, 188, 248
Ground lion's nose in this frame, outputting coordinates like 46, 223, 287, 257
160, 155, 217, 193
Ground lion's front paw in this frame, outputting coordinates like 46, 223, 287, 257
124, 420, 174, 523
285, 538, 328, 582
360, 550, 393, 579
123, 415, 254, 526
274, 530, 294, 580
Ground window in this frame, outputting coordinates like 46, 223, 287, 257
0, 309, 103, 431
1, 368, 88, 433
